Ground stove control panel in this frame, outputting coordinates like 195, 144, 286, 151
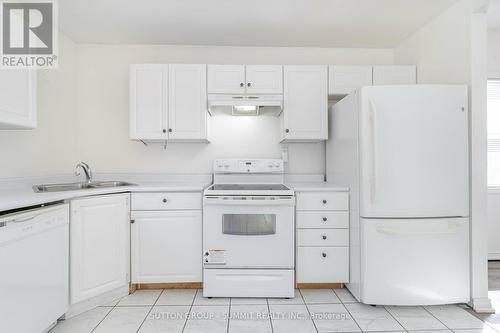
214, 159, 284, 173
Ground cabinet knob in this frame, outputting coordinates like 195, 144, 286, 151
162, 198, 167, 203
162, 129, 166, 133
130, 219, 135, 224
247, 82, 251, 87
168, 128, 172, 133
285, 129, 290, 133
240, 82, 244, 87
322, 235, 327, 240
322, 253, 327, 258
322, 199, 327, 204
322, 217, 327, 222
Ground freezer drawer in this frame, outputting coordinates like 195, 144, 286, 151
360, 217, 470, 305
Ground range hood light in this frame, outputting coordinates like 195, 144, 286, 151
232, 105, 259, 116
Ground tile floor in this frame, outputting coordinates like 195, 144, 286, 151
50, 288, 499, 333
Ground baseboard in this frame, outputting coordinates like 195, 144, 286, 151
134, 282, 202, 289
296, 283, 344, 289
470, 296, 495, 313
64, 285, 130, 319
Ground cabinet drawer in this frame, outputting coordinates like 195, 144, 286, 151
296, 211, 348, 229
296, 192, 348, 211
296, 247, 349, 283
297, 229, 348, 246
131, 192, 201, 210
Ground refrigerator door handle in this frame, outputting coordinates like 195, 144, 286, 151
376, 222, 461, 236
369, 100, 378, 204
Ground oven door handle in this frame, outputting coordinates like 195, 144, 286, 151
203, 197, 295, 206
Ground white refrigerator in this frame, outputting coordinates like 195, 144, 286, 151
327, 85, 470, 305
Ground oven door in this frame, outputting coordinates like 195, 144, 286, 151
203, 196, 295, 269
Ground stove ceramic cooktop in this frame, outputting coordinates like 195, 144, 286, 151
204, 183, 294, 196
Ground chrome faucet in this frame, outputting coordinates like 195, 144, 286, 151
75, 162, 93, 184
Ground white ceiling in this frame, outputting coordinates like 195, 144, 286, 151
489, 0, 500, 30
59, 0, 459, 48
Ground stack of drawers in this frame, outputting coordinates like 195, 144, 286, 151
296, 190, 349, 284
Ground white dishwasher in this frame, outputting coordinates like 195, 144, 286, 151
0, 204, 69, 333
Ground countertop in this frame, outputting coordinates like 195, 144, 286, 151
287, 182, 350, 192
0, 175, 349, 212
0, 179, 211, 212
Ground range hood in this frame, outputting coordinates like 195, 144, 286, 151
208, 94, 283, 116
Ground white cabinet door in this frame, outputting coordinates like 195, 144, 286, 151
168, 64, 208, 140
283, 66, 328, 141
70, 194, 130, 304
131, 210, 202, 283
245, 65, 283, 94
0, 69, 37, 129
329, 65, 372, 96
297, 247, 349, 283
372, 65, 416, 85
207, 65, 245, 94
130, 64, 168, 140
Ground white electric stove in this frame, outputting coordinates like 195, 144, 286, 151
202, 159, 295, 298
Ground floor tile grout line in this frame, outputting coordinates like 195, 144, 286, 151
134, 289, 163, 333
266, 297, 275, 333
298, 288, 321, 333
89, 299, 121, 333
336, 299, 364, 333
181, 289, 198, 333
382, 305, 410, 332
226, 296, 231, 333
420, 305, 481, 332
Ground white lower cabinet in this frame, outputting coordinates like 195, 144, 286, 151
295, 190, 349, 284
70, 194, 130, 304
131, 193, 202, 283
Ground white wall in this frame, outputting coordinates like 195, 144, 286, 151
74, 44, 394, 175
0, 33, 78, 177
489, 29, 500, 78
394, 0, 492, 312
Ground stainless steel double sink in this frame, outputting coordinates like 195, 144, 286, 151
33, 181, 135, 193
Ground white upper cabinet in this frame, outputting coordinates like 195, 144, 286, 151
130, 64, 168, 140
207, 65, 245, 94
70, 194, 130, 304
130, 64, 209, 142
245, 65, 283, 94
168, 64, 208, 140
0, 69, 37, 129
208, 65, 283, 94
329, 65, 372, 96
373, 65, 417, 85
282, 65, 328, 142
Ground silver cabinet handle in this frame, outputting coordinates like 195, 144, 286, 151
322, 217, 327, 222
322, 235, 327, 240
322, 253, 327, 258
322, 199, 327, 204
162, 198, 167, 203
